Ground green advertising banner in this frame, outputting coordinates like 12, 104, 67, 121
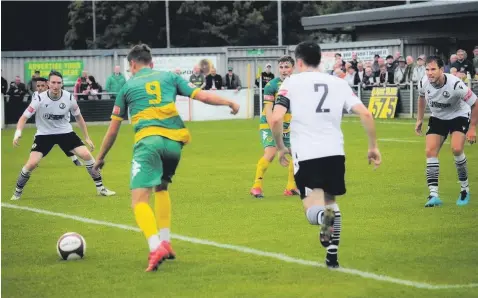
24, 60, 84, 86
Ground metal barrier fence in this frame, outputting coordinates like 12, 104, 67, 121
2, 80, 478, 128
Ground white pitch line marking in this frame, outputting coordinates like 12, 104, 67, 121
2, 203, 477, 290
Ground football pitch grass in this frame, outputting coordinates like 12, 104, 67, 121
2, 118, 477, 298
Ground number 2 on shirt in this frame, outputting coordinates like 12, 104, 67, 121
145, 81, 162, 105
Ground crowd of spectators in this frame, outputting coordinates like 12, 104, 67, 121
325, 47, 478, 90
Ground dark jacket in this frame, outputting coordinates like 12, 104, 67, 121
7, 82, 27, 102
223, 73, 242, 90
255, 72, 274, 88
1, 77, 7, 95
451, 60, 475, 77
205, 74, 223, 90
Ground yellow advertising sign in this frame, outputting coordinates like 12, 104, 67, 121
368, 87, 399, 119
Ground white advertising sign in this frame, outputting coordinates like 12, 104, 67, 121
124, 55, 218, 81
321, 48, 389, 71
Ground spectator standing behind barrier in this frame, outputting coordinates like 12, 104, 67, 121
472, 46, 478, 77
372, 54, 380, 74
255, 63, 274, 88
357, 62, 364, 82
374, 57, 385, 77
394, 57, 407, 85
349, 52, 359, 71
362, 67, 376, 90
1, 70, 7, 95
205, 68, 223, 90
376, 65, 389, 85
7, 76, 27, 103
189, 65, 205, 89
26, 70, 40, 100
402, 56, 415, 84
223, 66, 242, 91
451, 49, 474, 77
105, 66, 126, 99
392, 51, 401, 70
85, 76, 103, 100
412, 55, 426, 83
385, 55, 395, 84
74, 71, 89, 100
344, 67, 360, 88
444, 54, 457, 73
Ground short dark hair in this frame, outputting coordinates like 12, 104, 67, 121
425, 55, 444, 68
474, 46, 478, 50
278, 55, 295, 66
295, 41, 322, 68
127, 44, 152, 64
48, 70, 63, 80
36, 77, 47, 82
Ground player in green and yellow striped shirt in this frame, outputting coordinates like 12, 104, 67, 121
94, 44, 239, 272
250, 56, 299, 199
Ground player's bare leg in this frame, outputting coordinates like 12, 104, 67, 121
450, 131, 470, 206
251, 146, 276, 198
154, 182, 176, 260
132, 188, 169, 271
11, 152, 43, 200
72, 146, 115, 196
302, 189, 341, 268
424, 134, 445, 207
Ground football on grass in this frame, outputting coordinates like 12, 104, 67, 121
57, 232, 86, 260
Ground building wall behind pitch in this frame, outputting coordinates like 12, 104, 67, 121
0, 39, 432, 91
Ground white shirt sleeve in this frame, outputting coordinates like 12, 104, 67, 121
278, 77, 293, 99
342, 81, 362, 113
418, 78, 426, 97
23, 95, 41, 118
455, 80, 477, 107
69, 95, 81, 116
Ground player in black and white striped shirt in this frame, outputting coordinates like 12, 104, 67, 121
32, 77, 83, 166
11, 71, 116, 200
415, 56, 477, 207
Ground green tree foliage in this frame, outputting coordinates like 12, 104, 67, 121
65, 1, 403, 49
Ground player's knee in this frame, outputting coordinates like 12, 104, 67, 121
451, 146, 463, 156
425, 147, 438, 158
74, 146, 92, 161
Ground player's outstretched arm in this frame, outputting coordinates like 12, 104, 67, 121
13, 115, 28, 147
415, 95, 426, 136
270, 104, 289, 167
467, 103, 477, 144
74, 114, 95, 151
351, 103, 381, 169
194, 90, 239, 114
94, 119, 122, 170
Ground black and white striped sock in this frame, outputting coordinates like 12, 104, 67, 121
426, 157, 439, 197
15, 167, 32, 195
454, 153, 469, 192
84, 159, 103, 190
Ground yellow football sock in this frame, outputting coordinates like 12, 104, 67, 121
133, 202, 158, 240
253, 157, 270, 188
286, 161, 297, 190
155, 190, 171, 230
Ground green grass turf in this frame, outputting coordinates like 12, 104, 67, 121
2, 119, 477, 297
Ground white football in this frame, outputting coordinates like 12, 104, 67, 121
57, 232, 86, 260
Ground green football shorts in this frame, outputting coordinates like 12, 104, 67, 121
260, 128, 290, 149
130, 135, 182, 189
